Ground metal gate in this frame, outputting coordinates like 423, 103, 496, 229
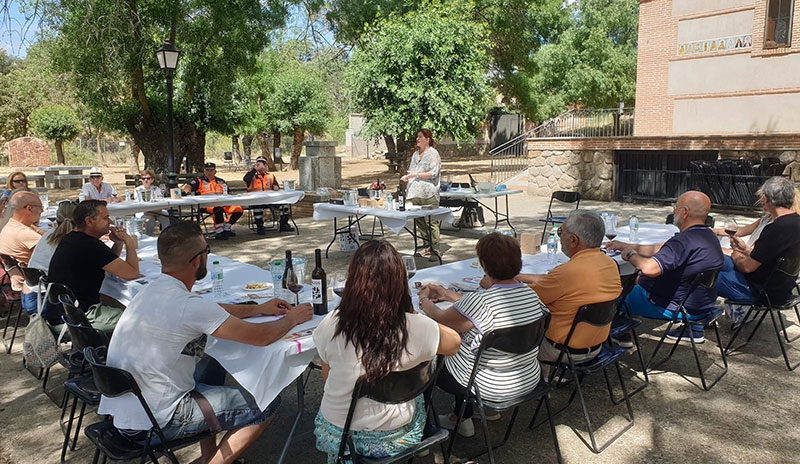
614, 150, 718, 203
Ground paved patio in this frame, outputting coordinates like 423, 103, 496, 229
3, 183, 798, 464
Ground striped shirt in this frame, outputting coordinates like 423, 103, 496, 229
444, 282, 548, 402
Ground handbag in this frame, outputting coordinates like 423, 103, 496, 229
21, 283, 63, 369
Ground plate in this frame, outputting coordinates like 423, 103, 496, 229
470, 261, 480, 268
244, 282, 272, 291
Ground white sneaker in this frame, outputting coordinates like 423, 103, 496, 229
437, 414, 475, 438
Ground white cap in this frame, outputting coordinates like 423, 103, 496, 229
89, 166, 103, 176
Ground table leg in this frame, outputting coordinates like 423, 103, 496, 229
325, 216, 362, 258
44, 171, 56, 190
276, 375, 305, 464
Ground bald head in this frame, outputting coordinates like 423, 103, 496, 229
9, 191, 43, 225
674, 191, 711, 230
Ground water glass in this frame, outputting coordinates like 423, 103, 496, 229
331, 270, 347, 298
39, 194, 49, 210
402, 256, 417, 281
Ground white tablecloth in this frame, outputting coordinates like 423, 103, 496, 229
99, 236, 331, 411
439, 189, 523, 201
611, 222, 679, 245
106, 190, 304, 217
313, 203, 454, 234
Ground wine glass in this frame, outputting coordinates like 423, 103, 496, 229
402, 255, 417, 281
331, 270, 347, 298
724, 218, 739, 237
284, 265, 302, 306
603, 214, 618, 241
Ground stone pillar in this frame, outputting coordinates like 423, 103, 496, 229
299, 141, 341, 191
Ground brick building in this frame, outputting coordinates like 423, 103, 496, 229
528, 0, 800, 203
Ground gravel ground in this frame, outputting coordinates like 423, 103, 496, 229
1, 157, 799, 463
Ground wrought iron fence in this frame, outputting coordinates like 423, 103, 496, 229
489, 128, 534, 184
533, 108, 635, 138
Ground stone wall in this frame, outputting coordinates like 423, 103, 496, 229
527, 149, 614, 201
4, 137, 50, 167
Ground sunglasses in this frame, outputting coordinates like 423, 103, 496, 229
11, 179, 27, 184
189, 244, 211, 263
90, 175, 102, 179
141, 177, 153, 181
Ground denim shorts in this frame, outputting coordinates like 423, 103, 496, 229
160, 383, 280, 442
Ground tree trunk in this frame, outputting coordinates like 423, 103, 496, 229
128, 137, 140, 173
291, 127, 304, 170
96, 130, 107, 167
256, 132, 277, 171
129, 119, 206, 175
395, 136, 414, 173
55, 140, 66, 164
383, 134, 396, 154
241, 135, 253, 162
231, 135, 241, 163
273, 130, 285, 168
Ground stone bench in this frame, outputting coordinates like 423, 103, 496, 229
52, 174, 89, 189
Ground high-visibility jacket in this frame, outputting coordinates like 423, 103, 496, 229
243, 169, 278, 191
189, 175, 227, 195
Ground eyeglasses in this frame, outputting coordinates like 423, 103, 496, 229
557, 226, 564, 237
11, 178, 26, 184
141, 177, 153, 181
189, 244, 211, 262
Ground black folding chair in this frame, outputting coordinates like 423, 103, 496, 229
60, 319, 108, 463
538, 191, 580, 244
725, 256, 800, 370
609, 267, 648, 400
645, 267, 727, 391
82, 346, 212, 464
0, 254, 25, 354
447, 314, 561, 464
336, 357, 449, 464
535, 300, 633, 454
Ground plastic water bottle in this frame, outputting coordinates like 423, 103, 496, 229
124, 189, 131, 202
78, 192, 86, 202
547, 226, 559, 263
211, 260, 224, 301
385, 193, 394, 210
222, 183, 228, 195
629, 215, 639, 242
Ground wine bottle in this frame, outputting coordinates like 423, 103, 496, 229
397, 185, 405, 211
311, 249, 328, 315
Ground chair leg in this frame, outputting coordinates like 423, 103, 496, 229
3, 302, 23, 353
645, 320, 679, 371
72, 400, 89, 450
768, 310, 800, 371
60, 393, 78, 463
724, 307, 755, 354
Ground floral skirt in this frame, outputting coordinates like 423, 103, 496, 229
314, 395, 426, 464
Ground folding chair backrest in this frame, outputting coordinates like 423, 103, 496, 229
0, 253, 18, 272
18, 263, 45, 289
552, 191, 580, 204
84, 346, 167, 442
673, 267, 721, 312
479, 314, 551, 356
63, 319, 109, 353
46, 283, 76, 306
355, 357, 442, 405
60, 294, 91, 327
777, 256, 800, 278
573, 300, 618, 328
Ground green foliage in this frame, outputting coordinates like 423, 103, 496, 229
0, 41, 76, 140
267, 63, 330, 135
530, 0, 638, 120
346, 5, 492, 144
30, 105, 81, 141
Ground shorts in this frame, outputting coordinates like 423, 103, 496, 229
160, 383, 280, 442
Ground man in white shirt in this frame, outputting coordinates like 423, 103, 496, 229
98, 221, 312, 464
81, 167, 121, 202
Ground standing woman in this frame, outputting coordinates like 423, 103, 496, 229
313, 240, 459, 462
401, 129, 442, 259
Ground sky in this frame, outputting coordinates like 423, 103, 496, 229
0, 1, 40, 58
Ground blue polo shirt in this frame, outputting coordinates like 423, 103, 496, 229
638, 225, 723, 314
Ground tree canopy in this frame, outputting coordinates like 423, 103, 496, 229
30, 104, 81, 163
43, 0, 291, 171
346, 5, 492, 150
529, 0, 638, 120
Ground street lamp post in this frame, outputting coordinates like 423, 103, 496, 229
155, 41, 181, 189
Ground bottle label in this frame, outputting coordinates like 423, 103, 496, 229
312, 279, 323, 304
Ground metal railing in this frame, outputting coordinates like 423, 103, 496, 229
533, 108, 635, 138
488, 108, 636, 183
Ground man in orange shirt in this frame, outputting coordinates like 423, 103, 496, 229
0, 191, 46, 314
517, 210, 622, 367
242, 156, 294, 234
183, 162, 243, 240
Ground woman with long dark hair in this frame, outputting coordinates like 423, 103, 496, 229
313, 240, 459, 462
